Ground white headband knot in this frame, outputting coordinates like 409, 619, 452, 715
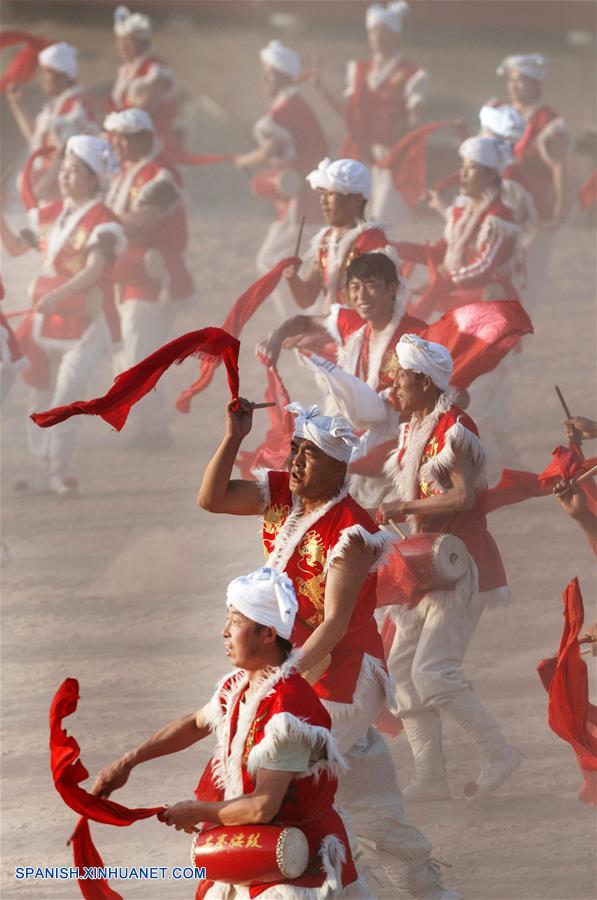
496, 54, 546, 82
38, 42, 79, 80
103, 107, 155, 134
259, 40, 301, 79
114, 5, 152, 38
459, 135, 512, 174
366, 1, 410, 32
395, 333, 453, 392
287, 402, 359, 464
306, 157, 371, 200
226, 567, 298, 641
479, 105, 525, 143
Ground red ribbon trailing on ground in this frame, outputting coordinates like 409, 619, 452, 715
536, 579, 597, 806
0, 30, 51, 92
176, 257, 299, 413
50, 678, 165, 899
31, 327, 240, 430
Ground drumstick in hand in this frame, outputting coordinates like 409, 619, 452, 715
251, 402, 275, 410
388, 518, 408, 539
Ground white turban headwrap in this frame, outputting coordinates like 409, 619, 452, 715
103, 108, 155, 134
496, 54, 546, 82
259, 40, 301, 80
38, 42, 79, 80
226, 567, 298, 641
395, 333, 453, 393
459, 135, 512, 175
306, 157, 371, 200
114, 5, 152, 38
366, 1, 410, 33
287, 402, 360, 464
479, 105, 525, 143
66, 135, 118, 184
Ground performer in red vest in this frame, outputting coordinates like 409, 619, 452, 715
6, 42, 96, 203
282, 158, 390, 311
91, 567, 361, 899
110, 5, 178, 151
198, 402, 458, 899
257, 250, 425, 507
0, 278, 27, 404
315, 2, 426, 227
0, 135, 124, 495
378, 334, 522, 802
234, 40, 327, 314
104, 107, 193, 447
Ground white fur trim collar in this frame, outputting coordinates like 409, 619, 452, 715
266, 485, 350, 573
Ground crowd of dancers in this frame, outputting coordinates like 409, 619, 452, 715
1, 3, 595, 899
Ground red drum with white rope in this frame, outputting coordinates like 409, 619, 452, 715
191, 824, 309, 885
251, 167, 302, 203
397, 532, 469, 590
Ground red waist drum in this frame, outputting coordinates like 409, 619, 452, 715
251, 167, 302, 203
397, 532, 469, 590
192, 824, 309, 885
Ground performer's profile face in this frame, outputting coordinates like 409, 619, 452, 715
367, 24, 400, 56
507, 71, 541, 105
40, 66, 71, 98
318, 190, 362, 227
391, 367, 429, 415
288, 438, 345, 500
347, 276, 395, 323
459, 158, 496, 198
115, 34, 139, 63
59, 153, 99, 202
222, 607, 267, 669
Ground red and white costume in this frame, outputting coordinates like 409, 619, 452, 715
105, 123, 193, 433
253, 86, 328, 279
110, 53, 177, 148
197, 659, 359, 899
307, 222, 390, 309
382, 334, 517, 797
251, 465, 444, 896
342, 55, 426, 224
0, 278, 27, 403
18, 194, 124, 480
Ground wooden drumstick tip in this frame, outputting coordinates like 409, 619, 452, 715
575, 463, 597, 485
251, 401, 276, 410
388, 518, 407, 539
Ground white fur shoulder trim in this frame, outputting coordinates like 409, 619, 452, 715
419, 418, 487, 492
324, 524, 392, 574
88, 221, 127, 257
324, 303, 343, 345
247, 711, 347, 779
251, 467, 271, 510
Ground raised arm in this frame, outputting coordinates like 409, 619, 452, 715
256, 312, 328, 367
91, 705, 212, 799
36, 248, 108, 315
197, 399, 265, 515
296, 535, 377, 675
283, 259, 323, 309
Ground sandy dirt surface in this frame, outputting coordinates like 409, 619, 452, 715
1, 4, 596, 899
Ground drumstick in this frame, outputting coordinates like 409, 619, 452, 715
251, 402, 275, 410
388, 518, 407, 539
575, 463, 597, 485
293, 216, 306, 258
0, 165, 14, 192
555, 384, 582, 446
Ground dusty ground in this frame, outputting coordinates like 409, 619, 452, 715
1, 4, 596, 899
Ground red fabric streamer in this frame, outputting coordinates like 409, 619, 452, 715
50, 678, 165, 899
176, 257, 299, 414
31, 327, 240, 430
423, 299, 534, 390
578, 170, 597, 209
0, 30, 51, 92
20, 146, 55, 209
536, 579, 597, 806
236, 365, 293, 479
377, 120, 453, 209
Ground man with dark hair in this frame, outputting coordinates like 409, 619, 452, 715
257, 249, 425, 505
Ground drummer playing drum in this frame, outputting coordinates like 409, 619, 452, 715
378, 333, 522, 802
91, 567, 360, 899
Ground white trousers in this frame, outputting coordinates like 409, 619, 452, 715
26, 317, 110, 477
322, 675, 442, 897
116, 299, 174, 434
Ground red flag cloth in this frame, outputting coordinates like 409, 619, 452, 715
70, 818, 123, 900
0, 30, 51, 92
537, 445, 597, 490
31, 327, 240, 430
176, 257, 299, 413
578, 170, 597, 209
377, 120, 452, 209
20, 146, 55, 209
423, 299, 534, 390
236, 365, 293, 479
536, 579, 597, 806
